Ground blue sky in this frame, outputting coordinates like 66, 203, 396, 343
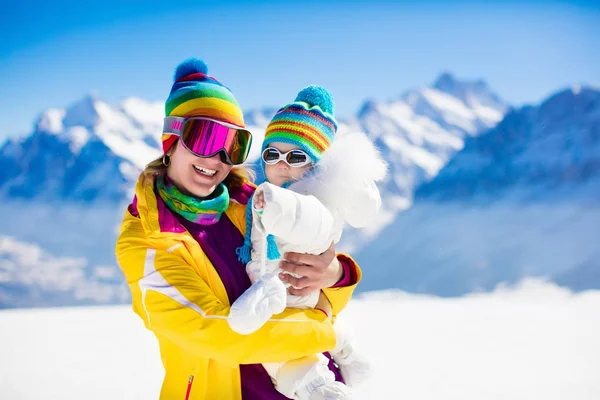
1, 0, 599, 139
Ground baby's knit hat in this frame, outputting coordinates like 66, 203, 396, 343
236, 86, 338, 265
262, 85, 338, 163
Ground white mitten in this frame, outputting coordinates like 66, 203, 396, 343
335, 349, 371, 388
331, 323, 371, 388
297, 379, 352, 400
280, 354, 351, 400
228, 272, 287, 335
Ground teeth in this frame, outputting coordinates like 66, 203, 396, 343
193, 165, 216, 176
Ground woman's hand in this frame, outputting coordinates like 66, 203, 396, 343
278, 242, 343, 296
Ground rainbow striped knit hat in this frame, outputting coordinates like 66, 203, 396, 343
236, 86, 338, 264
162, 57, 245, 153
262, 85, 338, 163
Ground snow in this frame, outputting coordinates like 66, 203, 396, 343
351, 79, 507, 241
64, 126, 90, 154
62, 95, 100, 128
301, 78, 506, 256
0, 280, 598, 399
0, 75, 506, 253
432, 73, 507, 117
422, 88, 477, 121
35, 108, 65, 134
100, 132, 161, 169
242, 108, 278, 164
415, 86, 600, 202
118, 161, 143, 191
355, 201, 600, 296
470, 102, 504, 124
245, 123, 267, 163
40, 95, 162, 170
0, 76, 511, 307
381, 134, 445, 178
92, 99, 162, 168
120, 97, 164, 131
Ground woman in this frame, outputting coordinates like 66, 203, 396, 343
115, 57, 362, 400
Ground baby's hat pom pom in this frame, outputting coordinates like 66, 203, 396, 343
295, 85, 334, 114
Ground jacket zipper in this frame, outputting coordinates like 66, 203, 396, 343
184, 374, 194, 400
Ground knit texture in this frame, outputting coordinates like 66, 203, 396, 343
238, 86, 338, 265
162, 57, 245, 153
262, 85, 338, 163
155, 175, 230, 226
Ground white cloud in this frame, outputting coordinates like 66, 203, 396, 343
0, 236, 127, 307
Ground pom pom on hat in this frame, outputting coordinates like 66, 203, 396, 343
295, 85, 335, 115
161, 57, 245, 154
173, 58, 209, 81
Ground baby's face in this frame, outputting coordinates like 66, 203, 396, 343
263, 142, 312, 187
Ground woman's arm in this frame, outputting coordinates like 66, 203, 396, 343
117, 237, 336, 368
322, 253, 362, 316
279, 243, 362, 317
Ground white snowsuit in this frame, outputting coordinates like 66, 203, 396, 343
228, 131, 387, 399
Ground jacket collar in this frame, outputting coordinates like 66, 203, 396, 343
131, 173, 255, 244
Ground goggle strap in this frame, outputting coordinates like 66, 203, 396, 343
163, 116, 186, 136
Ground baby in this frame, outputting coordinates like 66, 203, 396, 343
229, 86, 386, 399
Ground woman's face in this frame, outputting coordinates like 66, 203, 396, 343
264, 142, 312, 187
167, 140, 233, 198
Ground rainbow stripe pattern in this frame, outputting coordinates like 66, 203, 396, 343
155, 175, 230, 226
262, 86, 338, 163
162, 58, 245, 153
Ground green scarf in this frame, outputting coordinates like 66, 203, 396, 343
155, 175, 230, 225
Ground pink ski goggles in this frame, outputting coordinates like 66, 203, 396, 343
163, 116, 253, 165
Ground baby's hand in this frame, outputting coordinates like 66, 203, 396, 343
254, 190, 265, 210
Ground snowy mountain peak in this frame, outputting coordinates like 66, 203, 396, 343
119, 97, 165, 132
1, 73, 507, 208
0, 95, 164, 202
35, 108, 66, 134
433, 72, 458, 89
62, 94, 102, 130
539, 85, 600, 122
432, 72, 507, 115
356, 99, 380, 119
336, 74, 508, 212
415, 86, 600, 201
433, 72, 485, 94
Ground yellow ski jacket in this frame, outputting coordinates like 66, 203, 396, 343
116, 173, 361, 399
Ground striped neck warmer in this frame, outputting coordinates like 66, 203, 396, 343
155, 175, 230, 226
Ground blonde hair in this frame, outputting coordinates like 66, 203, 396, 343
143, 155, 255, 190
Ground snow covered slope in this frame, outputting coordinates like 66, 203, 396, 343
356, 86, 600, 295
0, 73, 519, 307
246, 74, 508, 248
0, 95, 163, 202
0, 281, 598, 399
